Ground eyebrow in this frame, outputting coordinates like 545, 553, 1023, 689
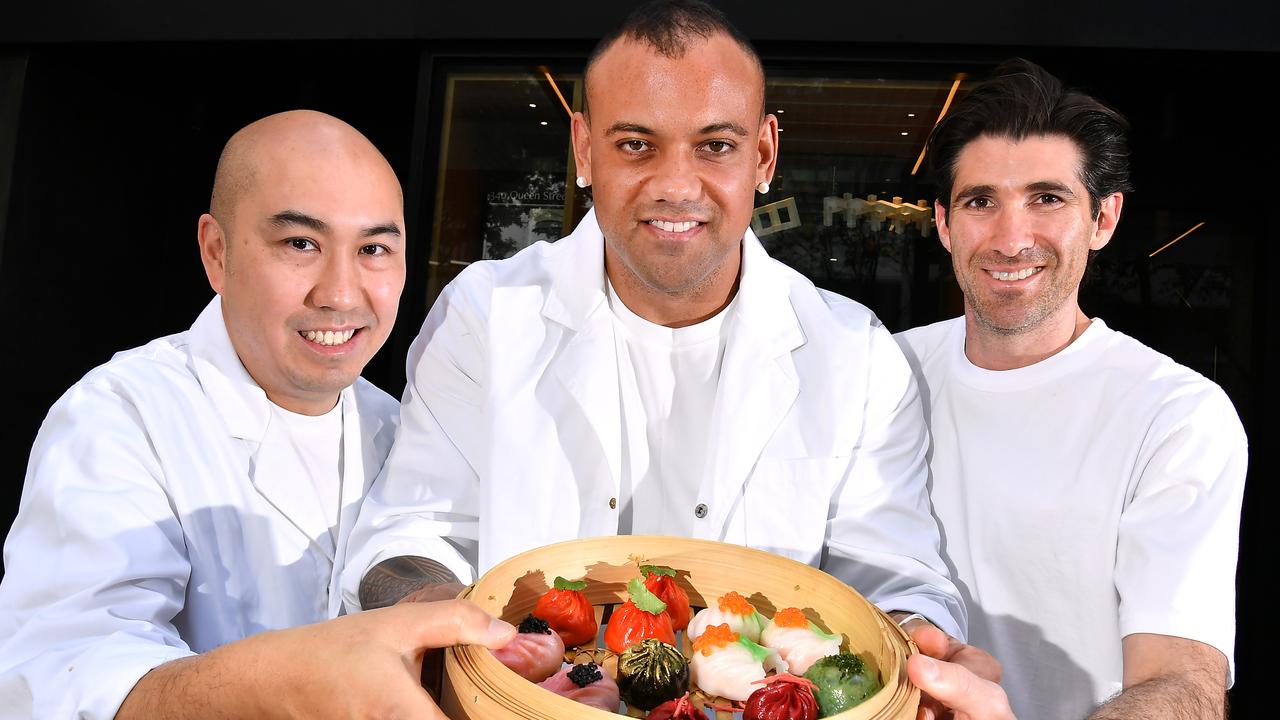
698, 122, 749, 137
602, 121, 750, 138
604, 122, 655, 137
269, 210, 402, 239
360, 222, 403, 239
1025, 180, 1078, 198
952, 185, 997, 205
269, 210, 326, 232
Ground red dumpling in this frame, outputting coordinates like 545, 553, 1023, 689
534, 576, 598, 647
604, 578, 675, 654
743, 673, 819, 720
642, 565, 692, 632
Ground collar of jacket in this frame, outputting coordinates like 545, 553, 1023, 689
187, 296, 271, 443
539, 207, 806, 356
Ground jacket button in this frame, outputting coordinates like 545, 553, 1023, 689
609, 497, 617, 510
694, 503, 708, 518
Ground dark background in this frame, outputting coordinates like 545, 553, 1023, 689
2, 1, 1275, 714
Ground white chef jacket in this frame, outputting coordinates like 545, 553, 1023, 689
0, 297, 398, 720
342, 209, 965, 639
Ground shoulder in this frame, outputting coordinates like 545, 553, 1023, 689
761, 257, 882, 338
893, 318, 962, 376
761, 265, 915, 383
446, 236, 565, 296
1094, 324, 1244, 442
75, 330, 199, 401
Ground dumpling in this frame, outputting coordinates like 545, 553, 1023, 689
616, 638, 690, 711
492, 614, 566, 682
802, 653, 883, 715
759, 607, 841, 675
538, 662, 620, 712
688, 623, 786, 702
686, 591, 765, 643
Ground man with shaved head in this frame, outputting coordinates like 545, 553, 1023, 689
0, 111, 515, 719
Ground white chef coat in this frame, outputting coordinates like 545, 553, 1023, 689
896, 317, 1247, 719
0, 297, 398, 720
342, 209, 965, 639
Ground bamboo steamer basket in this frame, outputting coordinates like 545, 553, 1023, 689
442, 535, 919, 719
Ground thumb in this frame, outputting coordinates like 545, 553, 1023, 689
907, 655, 1014, 719
392, 599, 517, 651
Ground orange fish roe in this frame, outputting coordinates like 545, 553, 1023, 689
692, 623, 740, 656
717, 591, 755, 616
772, 607, 809, 628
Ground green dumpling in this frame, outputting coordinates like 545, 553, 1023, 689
801, 653, 881, 716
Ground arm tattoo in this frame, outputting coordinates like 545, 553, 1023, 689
358, 555, 460, 610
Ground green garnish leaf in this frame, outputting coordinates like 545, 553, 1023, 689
627, 577, 668, 615
737, 635, 772, 663
639, 564, 677, 578
809, 621, 842, 642
553, 576, 588, 591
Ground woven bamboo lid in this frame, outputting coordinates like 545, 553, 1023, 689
443, 535, 919, 719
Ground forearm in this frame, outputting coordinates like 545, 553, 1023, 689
359, 555, 461, 609
1088, 676, 1226, 720
116, 637, 273, 720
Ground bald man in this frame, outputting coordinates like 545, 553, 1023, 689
0, 111, 515, 720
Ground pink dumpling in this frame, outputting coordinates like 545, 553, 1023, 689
492, 614, 566, 682
538, 662, 621, 712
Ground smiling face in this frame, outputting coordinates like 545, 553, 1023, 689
937, 133, 1122, 340
199, 112, 406, 415
573, 34, 777, 324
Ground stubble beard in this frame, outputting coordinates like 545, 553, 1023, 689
960, 249, 1081, 337
610, 224, 737, 299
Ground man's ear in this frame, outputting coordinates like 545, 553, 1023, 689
570, 111, 592, 187
756, 113, 780, 188
935, 200, 953, 254
1090, 192, 1124, 251
198, 213, 228, 294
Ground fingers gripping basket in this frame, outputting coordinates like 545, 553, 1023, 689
442, 535, 920, 719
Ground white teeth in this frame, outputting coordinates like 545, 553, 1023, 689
649, 220, 699, 233
303, 329, 356, 346
988, 267, 1041, 282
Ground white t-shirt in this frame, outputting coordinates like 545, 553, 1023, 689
607, 281, 732, 537
896, 317, 1246, 719
259, 398, 346, 555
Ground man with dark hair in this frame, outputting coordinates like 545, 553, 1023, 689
897, 59, 1247, 718
0, 111, 516, 720
344, 0, 978, 682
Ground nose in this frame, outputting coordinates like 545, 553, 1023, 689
309, 251, 361, 311
991, 206, 1036, 257
645, 147, 702, 204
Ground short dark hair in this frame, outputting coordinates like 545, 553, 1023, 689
926, 58, 1132, 219
583, 0, 764, 115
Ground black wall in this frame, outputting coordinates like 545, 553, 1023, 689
1, 1, 1275, 715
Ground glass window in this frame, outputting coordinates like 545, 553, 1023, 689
425, 68, 590, 305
